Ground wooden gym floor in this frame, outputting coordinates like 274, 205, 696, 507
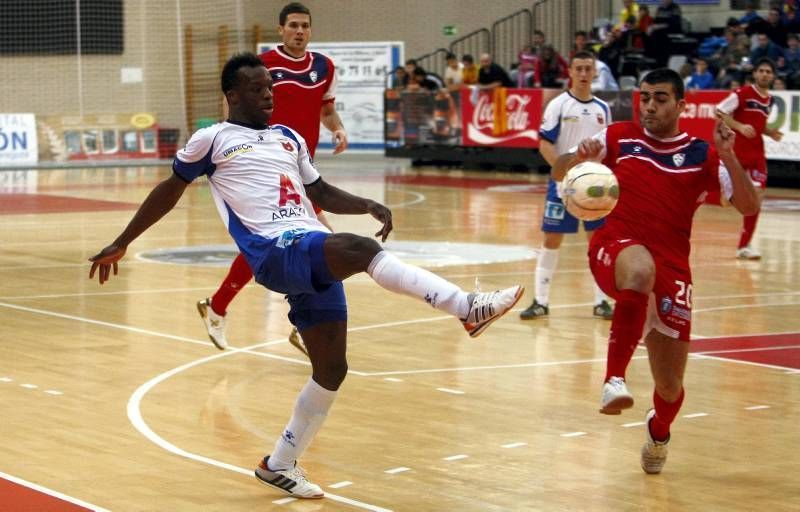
0, 155, 798, 511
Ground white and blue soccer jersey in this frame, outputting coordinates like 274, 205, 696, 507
539, 92, 611, 232
539, 91, 611, 155
173, 121, 329, 263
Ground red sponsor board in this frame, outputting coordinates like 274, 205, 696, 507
461, 88, 543, 148
633, 90, 729, 141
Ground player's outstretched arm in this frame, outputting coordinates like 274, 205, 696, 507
551, 138, 603, 181
716, 109, 756, 139
88, 174, 189, 284
306, 178, 392, 241
714, 121, 760, 216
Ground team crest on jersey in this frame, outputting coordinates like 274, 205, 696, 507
672, 153, 685, 167
222, 143, 254, 159
660, 296, 673, 314
310, 70, 318, 82
597, 114, 604, 124
275, 71, 284, 79
279, 139, 295, 152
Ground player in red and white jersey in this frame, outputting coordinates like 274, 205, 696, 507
716, 58, 783, 260
200, 2, 348, 353
553, 69, 759, 474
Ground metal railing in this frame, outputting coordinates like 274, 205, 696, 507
492, 9, 532, 71
449, 28, 491, 63
415, 47, 450, 78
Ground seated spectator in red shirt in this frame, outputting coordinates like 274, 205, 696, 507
534, 45, 569, 88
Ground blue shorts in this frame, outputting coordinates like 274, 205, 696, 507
252, 230, 347, 331
541, 180, 605, 233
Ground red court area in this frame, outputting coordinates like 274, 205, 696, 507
0, 193, 138, 215
0, 477, 93, 512
691, 333, 800, 370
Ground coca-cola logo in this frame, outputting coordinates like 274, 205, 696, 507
472, 93, 532, 131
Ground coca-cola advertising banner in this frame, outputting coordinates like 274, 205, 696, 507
634, 89, 800, 161
460, 88, 546, 148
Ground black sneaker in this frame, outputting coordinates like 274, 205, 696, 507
593, 300, 614, 320
519, 299, 549, 320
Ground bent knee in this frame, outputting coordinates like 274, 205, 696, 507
655, 380, 683, 402
313, 360, 349, 390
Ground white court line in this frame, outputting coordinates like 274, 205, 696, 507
384, 467, 411, 474
127, 343, 393, 512
0, 300, 368, 376
501, 442, 527, 449
436, 388, 465, 395
0, 469, 110, 512
561, 432, 587, 438
683, 413, 709, 419
272, 497, 296, 505
443, 454, 469, 461
0, 377, 12, 382
330, 481, 354, 489
20, 383, 38, 389
44, 390, 63, 396
383, 378, 403, 383
691, 353, 799, 373
745, 405, 771, 411
621, 422, 645, 428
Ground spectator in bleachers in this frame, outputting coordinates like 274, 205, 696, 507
782, 34, 800, 86
713, 27, 750, 69
686, 57, 717, 89
740, 0, 765, 30
408, 67, 441, 92
646, 0, 683, 67
570, 31, 590, 59
391, 66, 407, 90
751, 33, 784, 62
593, 58, 620, 91
443, 52, 463, 92
461, 55, 479, 85
532, 30, 547, 59
773, 75, 788, 89
717, 55, 746, 90
785, 4, 800, 33
615, 0, 640, 30
599, 28, 625, 76
534, 45, 569, 88
510, 45, 537, 87
764, 7, 789, 47
477, 53, 513, 89
729, 78, 743, 90
638, 4, 654, 35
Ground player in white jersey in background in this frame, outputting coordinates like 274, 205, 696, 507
519, 51, 615, 320
88, 53, 523, 500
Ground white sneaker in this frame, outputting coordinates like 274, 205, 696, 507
641, 409, 669, 474
288, 327, 309, 357
599, 376, 634, 415
196, 298, 228, 350
736, 246, 761, 260
461, 285, 524, 338
254, 456, 324, 499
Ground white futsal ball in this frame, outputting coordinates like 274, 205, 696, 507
562, 161, 619, 221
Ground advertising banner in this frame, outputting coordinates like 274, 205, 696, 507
460, 88, 544, 148
258, 41, 403, 151
0, 114, 38, 166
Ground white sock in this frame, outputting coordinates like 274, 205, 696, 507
367, 251, 470, 318
593, 281, 608, 305
535, 247, 559, 306
269, 378, 337, 471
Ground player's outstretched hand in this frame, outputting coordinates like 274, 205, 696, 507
366, 201, 393, 242
576, 138, 603, 161
332, 129, 349, 155
88, 244, 126, 285
714, 120, 736, 153
769, 129, 784, 142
